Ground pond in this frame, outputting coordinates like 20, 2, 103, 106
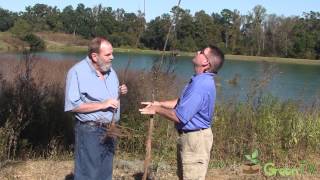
2, 51, 320, 103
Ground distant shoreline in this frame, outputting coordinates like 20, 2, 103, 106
1, 38, 319, 66
1, 46, 320, 66
44, 46, 320, 66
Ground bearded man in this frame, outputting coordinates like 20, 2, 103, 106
65, 37, 127, 180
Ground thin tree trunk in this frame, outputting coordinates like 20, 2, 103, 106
142, 116, 154, 180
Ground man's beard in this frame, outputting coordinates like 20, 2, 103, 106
97, 57, 111, 73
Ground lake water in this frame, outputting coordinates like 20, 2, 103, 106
2, 52, 320, 103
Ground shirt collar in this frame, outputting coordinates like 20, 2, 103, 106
192, 72, 215, 80
188, 72, 215, 84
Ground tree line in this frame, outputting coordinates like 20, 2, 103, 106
0, 3, 320, 59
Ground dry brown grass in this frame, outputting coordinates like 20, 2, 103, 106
0, 55, 76, 87
0, 32, 27, 51
0, 159, 177, 180
0, 31, 89, 52
0, 160, 73, 180
36, 32, 89, 46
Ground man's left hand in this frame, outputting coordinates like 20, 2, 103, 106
119, 84, 128, 95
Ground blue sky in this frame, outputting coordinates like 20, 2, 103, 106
0, 0, 319, 22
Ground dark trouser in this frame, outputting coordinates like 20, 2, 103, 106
74, 121, 116, 180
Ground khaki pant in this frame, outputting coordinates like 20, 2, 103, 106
177, 128, 213, 180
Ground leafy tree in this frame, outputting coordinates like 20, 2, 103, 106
22, 4, 52, 31
175, 8, 196, 51
229, 10, 242, 54
252, 5, 266, 55
277, 17, 296, 57
0, 8, 16, 31
94, 7, 115, 37
74, 4, 94, 38
241, 14, 255, 55
45, 7, 63, 31
289, 12, 320, 59
193, 10, 220, 50
220, 9, 233, 49
10, 18, 32, 38
119, 12, 142, 46
135, 10, 146, 47
264, 14, 279, 56
61, 5, 77, 35
141, 14, 171, 50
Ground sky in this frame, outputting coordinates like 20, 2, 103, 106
0, 0, 319, 22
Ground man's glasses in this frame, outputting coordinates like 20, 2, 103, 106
199, 49, 210, 61
199, 49, 216, 73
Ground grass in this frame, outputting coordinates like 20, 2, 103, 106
35, 32, 89, 53
0, 160, 74, 180
0, 32, 27, 51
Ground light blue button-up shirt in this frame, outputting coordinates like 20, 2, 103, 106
64, 57, 120, 123
175, 72, 216, 131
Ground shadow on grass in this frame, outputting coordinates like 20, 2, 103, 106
65, 172, 74, 180
133, 172, 143, 180
133, 171, 156, 180
64, 172, 150, 180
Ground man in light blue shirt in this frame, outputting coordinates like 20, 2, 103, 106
65, 37, 127, 180
139, 45, 224, 180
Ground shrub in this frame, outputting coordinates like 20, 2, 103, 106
10, 19, 32, 38
22, 33, 46, 51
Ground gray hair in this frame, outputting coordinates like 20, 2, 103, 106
207, 45, 225, 73
88, 37, 111, 59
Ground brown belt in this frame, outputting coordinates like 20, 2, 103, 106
80, 120, 112, 127
177, 128, 207, 135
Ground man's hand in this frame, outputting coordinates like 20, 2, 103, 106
72, 99, 119, 113
139, 101, 180, 123
101, 99, 119, 109
139, 102, 157, 114
140, 101, 161, 108
119, 84, 128, 95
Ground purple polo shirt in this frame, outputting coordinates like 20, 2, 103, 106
175, 72, 216, 131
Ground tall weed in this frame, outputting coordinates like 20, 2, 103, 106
0, 55, 319, 167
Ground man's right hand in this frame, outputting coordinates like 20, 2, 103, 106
101, 99, 119, 109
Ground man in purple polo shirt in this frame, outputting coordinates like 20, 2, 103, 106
139, 45, 224, 180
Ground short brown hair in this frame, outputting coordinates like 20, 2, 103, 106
88, 37, 110, 59
207, 45, 224, 73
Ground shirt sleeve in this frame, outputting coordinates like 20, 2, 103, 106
174, 88, 203, 125
64, 69, 82, 112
